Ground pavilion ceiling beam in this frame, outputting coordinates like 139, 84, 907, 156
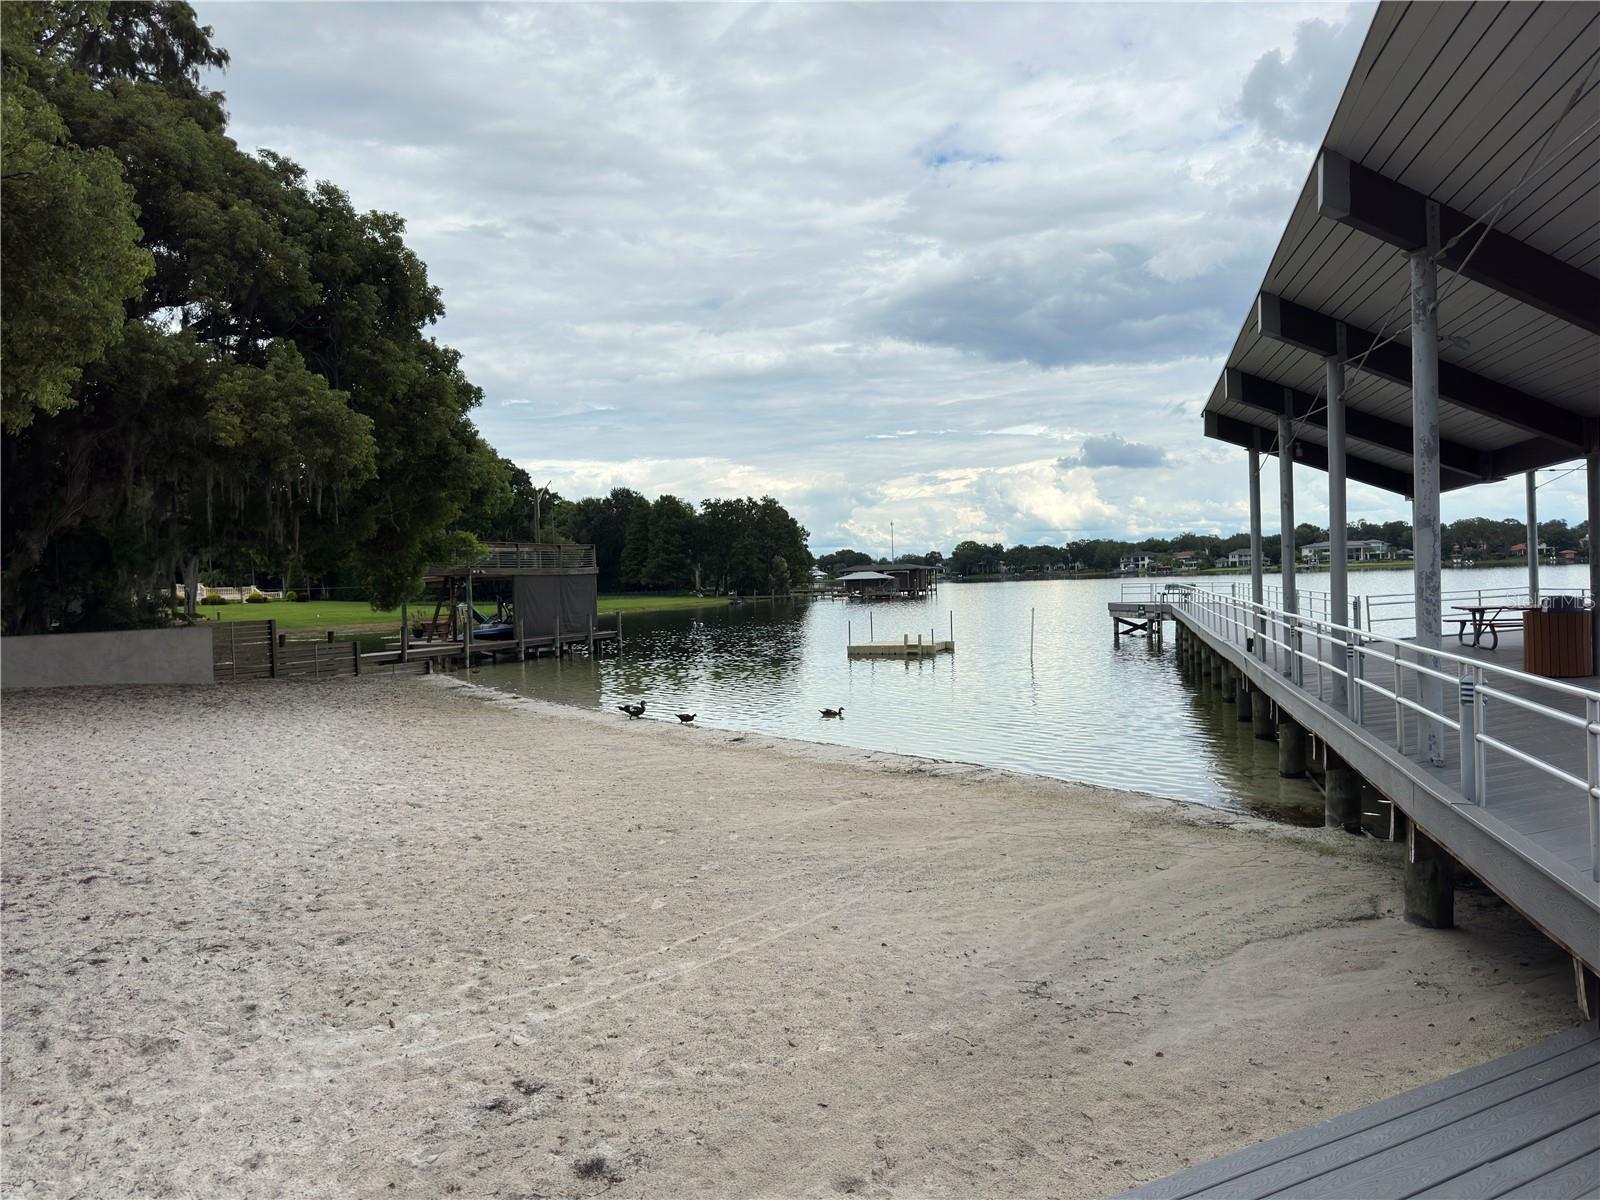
1222, 368, 1486, 482
1316, 150, 1600, 337
1256, 292, 1585, 450
1203, 410, 1432, 498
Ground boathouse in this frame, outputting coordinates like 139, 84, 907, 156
416, 542, 613, 661
1181, 0, 1597, 984
837, 570, 898, 598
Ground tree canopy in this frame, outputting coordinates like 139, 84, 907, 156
1, 1, 505, 631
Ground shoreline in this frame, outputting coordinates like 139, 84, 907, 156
1, 678, 1576, 1197
437, 674, 1327, 833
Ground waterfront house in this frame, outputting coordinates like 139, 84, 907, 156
1119, 553, 1154, 575
1301, 538, 1391, 563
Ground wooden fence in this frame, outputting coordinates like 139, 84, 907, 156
210, 620, 362, 683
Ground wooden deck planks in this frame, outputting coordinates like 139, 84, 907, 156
1268, 1065, 1600, 1198
1410, 1114, 1600, 1198
1511, 1148, 1600, 1199
1119, 1026, 1600, 1200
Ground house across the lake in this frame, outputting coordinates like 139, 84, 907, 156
1300, 538, 1391, 564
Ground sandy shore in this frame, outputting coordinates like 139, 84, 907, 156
0, 678, 1576, 1198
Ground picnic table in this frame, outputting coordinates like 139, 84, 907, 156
1451, 602, 1526, 650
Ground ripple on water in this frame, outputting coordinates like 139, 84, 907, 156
468, 578, 1362, 823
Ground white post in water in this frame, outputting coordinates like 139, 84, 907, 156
1412, 233, 1445, 766
1525, 471, 1539, 607
1030, 608, 1035, 659
1327, 338, 1349, 710
1278, 399, 1298, 682
1249, 428, 1265, 660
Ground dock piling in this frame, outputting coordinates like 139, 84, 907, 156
1251, 687, 1274, 740
1278, 713, 1307, 778
1324, 748, 1362, 832
1405, 824, 1456, 928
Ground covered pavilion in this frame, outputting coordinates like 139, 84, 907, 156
1200, 0, 1598, 692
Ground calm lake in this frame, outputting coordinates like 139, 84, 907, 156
470, 565, 1586, 822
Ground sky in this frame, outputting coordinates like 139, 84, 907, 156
195, 1, 1590, 555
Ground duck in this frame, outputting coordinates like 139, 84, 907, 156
675, 713, 696, 724
617, 701, 647, 720
819, 707, 844, 719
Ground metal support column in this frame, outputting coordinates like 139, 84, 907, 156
1590, 435, 1600, 676
1525, 471, 1540, 607
1278, 400, 1298, 682
1411, 241, 1444, 766
1249, 429, 1265, 661
1327, 343, 1349, 711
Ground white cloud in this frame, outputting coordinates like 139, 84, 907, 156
189, 2, 1572, 552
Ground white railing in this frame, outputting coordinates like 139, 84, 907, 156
1165, 584, 1600, 884
1362, 586, 1591, 636
1119, 580, 1333, 624
1118, 580, 1242, 603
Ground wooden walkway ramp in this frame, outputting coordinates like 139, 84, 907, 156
1119, 1023, 1600, 1199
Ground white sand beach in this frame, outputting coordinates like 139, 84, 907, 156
0, 678, 1576, 1198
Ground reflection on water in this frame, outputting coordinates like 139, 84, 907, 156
466, 566, 1586, 821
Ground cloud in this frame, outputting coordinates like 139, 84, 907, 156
189, 2, 1576, 551
1231, 16, 1368, 145
1061, 434, 1168, 470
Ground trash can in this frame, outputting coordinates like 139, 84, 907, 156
1523, 598, 1592, 678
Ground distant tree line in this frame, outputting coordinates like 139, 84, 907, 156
546, 489, 811, 595
938, 516, 1587, 577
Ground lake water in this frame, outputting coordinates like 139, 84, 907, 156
468, 564, 1587, 822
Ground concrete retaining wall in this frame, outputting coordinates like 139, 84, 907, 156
1, 627, 214, 689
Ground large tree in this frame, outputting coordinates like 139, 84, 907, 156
1, 2, 501, 629
0, 3, 153, 432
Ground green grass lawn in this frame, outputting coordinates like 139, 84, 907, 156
598, 594, 729, 613
200, 592, 729, 632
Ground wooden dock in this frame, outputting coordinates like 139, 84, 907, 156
366, 629, 619, 671
1119, 1021, 1600, 1199
847, 637, 953, 659
1166, 596, 1599, 979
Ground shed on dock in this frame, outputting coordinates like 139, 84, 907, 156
422, 542, 601, 644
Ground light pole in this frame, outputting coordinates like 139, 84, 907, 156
533, 478, 552, 540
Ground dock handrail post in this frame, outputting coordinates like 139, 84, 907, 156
352, 638, 360, 676
616, 609, 623, 654
1587, 695, 1599, 882
268, 619, 278, 678
1458, 676, 1477, 804
917, 633, 923, 659
400, 602, 410, 664
588, 615, 595, 657
848, 620, 852, 648
1344, 643, 1357, 720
